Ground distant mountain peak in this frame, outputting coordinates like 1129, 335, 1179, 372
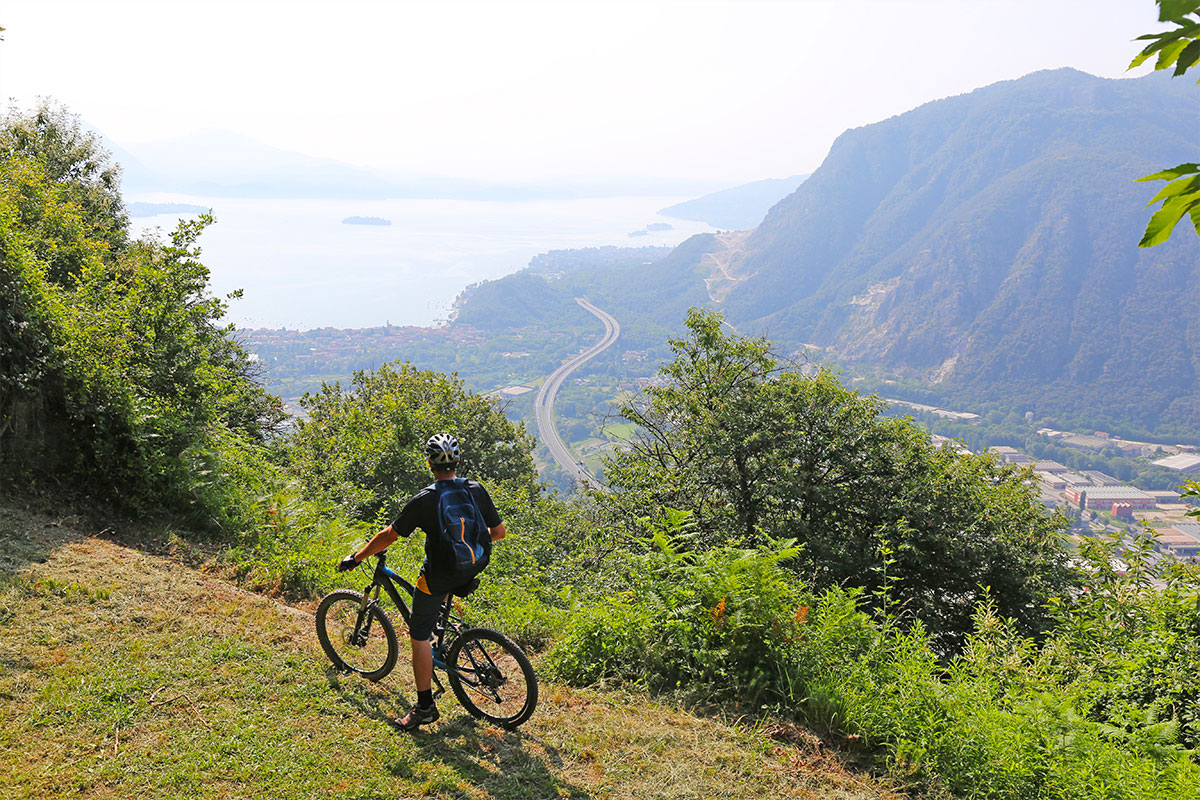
552, 68, 1200, 433
708, 67, 1200, 430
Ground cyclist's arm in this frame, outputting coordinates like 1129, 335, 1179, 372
490, 522, 506, 542
354, 525, 399, 563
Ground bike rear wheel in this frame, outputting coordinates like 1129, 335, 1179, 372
446, 627, 537, 729
315, 589, 399, 682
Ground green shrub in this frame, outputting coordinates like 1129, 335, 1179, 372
546, 511, 1200, 800
0, 104, 284, 527
287, 362, 537, 521
548, 512, 814, 704
219, 486, 377, 600
600, 308, 1075, 653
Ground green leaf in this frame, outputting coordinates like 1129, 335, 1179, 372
1136, 162, 1200, 182
1131, 33, 1183, 68
1175, 38, 1200, 74
1130, 49, 1153, 70
1156, 36, 1194, 70
1130, 21, 1200, 68
1139, 195, 1200, 247
1145, 174, 1200, 205
1158, 0, 1200, 23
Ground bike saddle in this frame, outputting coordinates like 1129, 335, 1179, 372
452, 577, 480, 598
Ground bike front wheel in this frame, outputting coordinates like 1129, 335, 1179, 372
315, 589, 399, 682
446, 628, 538, 729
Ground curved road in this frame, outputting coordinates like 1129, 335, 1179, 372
534, 298, 620, 485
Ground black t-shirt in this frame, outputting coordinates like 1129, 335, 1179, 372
390, 479, 502, 592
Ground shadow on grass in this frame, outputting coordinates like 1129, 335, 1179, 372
412, 716, 592, 800
0, 506, 93, 576
0, 499, 223, 580
325, 667, 411, 722
327, 667, 592, 799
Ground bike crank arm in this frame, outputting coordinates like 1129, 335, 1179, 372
431, 655, 452, 698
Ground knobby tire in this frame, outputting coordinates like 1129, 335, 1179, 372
446, 627, 538, 729
315, 589, 399, 682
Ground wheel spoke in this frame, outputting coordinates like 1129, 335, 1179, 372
315, 590, 399, 681
446, 628, 537, 727
331, 600, 389, 672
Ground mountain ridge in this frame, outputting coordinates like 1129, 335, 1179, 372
658, 174, 809, 230
450, 68, 1200, 432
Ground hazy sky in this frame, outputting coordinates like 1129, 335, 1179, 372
1, 0, 1162, 186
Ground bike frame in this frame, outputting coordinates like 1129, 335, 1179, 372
355, 551, 499, 700
358, 551, 418, 633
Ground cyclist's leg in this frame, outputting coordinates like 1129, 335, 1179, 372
408, 575, 449, 690
400, 573, 448, 729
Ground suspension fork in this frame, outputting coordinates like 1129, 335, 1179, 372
360, 580, 382, 608
351, 581, 382, 641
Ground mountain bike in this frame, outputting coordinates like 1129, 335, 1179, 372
315, 551, 538, 729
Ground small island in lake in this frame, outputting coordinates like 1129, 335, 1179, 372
342, 216, 392, 226
627, 222, 672, 237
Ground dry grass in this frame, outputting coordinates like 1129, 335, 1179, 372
0, 505, 899, 800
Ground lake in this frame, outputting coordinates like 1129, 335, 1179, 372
129, 194, 712, 329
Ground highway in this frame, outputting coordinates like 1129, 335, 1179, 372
533, 298, 620, 486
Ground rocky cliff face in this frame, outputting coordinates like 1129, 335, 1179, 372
703, 69, 1200, 428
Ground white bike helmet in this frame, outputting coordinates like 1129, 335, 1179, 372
425, 433, 461, 467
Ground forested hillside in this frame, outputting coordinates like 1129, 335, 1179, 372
0, 105, 284, 526
718, 68, 1200, 433
448, 69, 1200, 437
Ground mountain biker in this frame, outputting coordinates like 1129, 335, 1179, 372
336, 433, 506, 731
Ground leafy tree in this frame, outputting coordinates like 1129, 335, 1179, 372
288, 362, 538, 521
603, 309, 1074, 651
0, 103, 128, 273
0, 104, 283, 523
604, 309, 779, 545
1132, 1, 1200, 246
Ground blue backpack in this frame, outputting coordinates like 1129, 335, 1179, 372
435, 478, 490, 573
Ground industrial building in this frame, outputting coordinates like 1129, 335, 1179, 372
1064, 486, 1157, 511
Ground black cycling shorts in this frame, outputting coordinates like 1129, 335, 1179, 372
410, 570, 480, 640
408, 583, 447, 641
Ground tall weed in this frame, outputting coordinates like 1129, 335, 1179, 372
220, 486, 375, 600
547, 513, 1200, 800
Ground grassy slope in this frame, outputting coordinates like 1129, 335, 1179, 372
0, 506, 894, 800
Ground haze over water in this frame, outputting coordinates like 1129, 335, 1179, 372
130, 194, 711, 330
